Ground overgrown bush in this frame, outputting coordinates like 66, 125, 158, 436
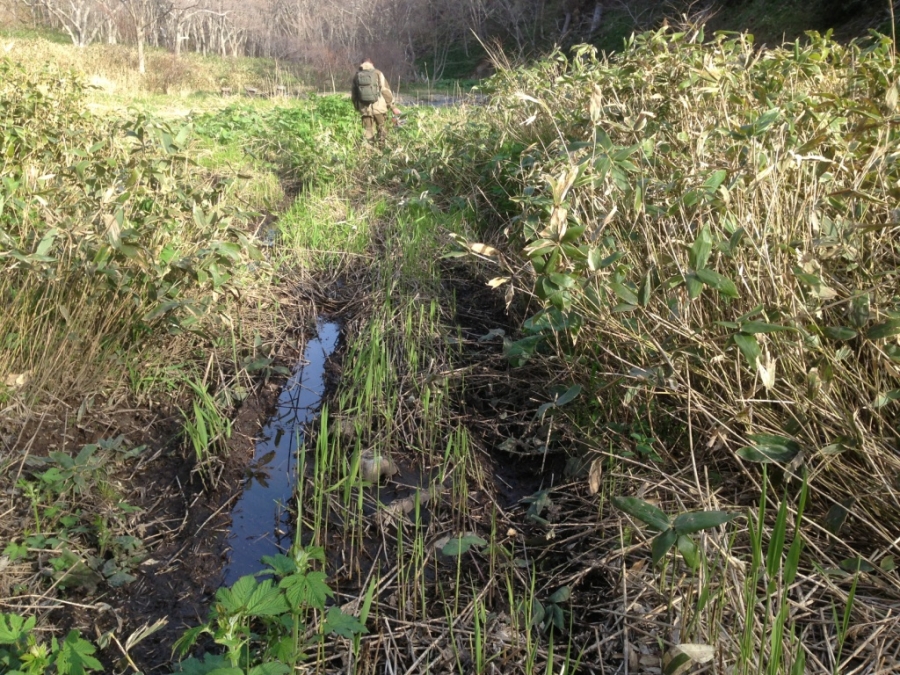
0, 59, 261, 398
396, 26, 900, 563
376, 25, 900, 669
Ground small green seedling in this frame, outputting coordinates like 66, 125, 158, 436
612, 496, 739, 568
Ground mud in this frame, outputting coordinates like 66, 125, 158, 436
0, 339, 310, 672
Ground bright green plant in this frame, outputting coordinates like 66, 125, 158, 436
531, 585, 571, 635
7, 438, 147, 593
172, 545, 365, 674
0, 613, 102, 675
191, 96, 360, 188
737, 466, 808, 675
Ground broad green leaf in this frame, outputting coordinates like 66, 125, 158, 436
192, 204, 208, 228
54, 630, 103, 675
695, 267, 738, 298
215, 241, 242, 259
323, 606, 367, 638
587, 248, 603, 271
281, 570, 333, 611
174, 124, 191, 148
610, 282, 638, 305
689, 225, 713, 270
849, 294, 870, 328
748, 433, 801, 452
823, 326, 857, 341
0, 613, 34, 644
820, 443, 846, 455
823, 498, 853, 536
703, 169, 728, 192
547, 603, 565, 631
611, 496, 670, 532
733, 333, 761, 367
549, 272, 576, 289
525, 238, 557, 258
673, 510, 738, 534
873, 389, 900, 408
106, 570, 136, 587
36, 228, 58, 257
548, 586, 571, 603
839, 557, 876, 573
724, 227, 745, 255
638, 270, 652, 307
244, 578, 289, 617
561, 225, 586, 243
741, 321, 791, 334
554, 384, 582, 407
885, 343, 900, 364
676, 534, 700, 569
599, 252, 624, 268
867, 320, 900, 340
737, 444, 799, 463
442, 534, 487, 556
504, 335, 544, 365
652, 528, 677, 565
685, 273, 704, 299
262, 554, 297, 577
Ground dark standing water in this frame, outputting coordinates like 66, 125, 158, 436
221, 320, 340, 585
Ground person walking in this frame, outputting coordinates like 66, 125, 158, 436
351, 58, 400, 146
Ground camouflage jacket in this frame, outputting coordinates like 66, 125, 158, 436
351, 63, 393, 116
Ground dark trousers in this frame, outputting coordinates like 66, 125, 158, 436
362, 113, 387, 144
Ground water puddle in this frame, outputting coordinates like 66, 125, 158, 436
222, 319, 340, 585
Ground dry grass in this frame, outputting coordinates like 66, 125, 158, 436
0, 32, 312, 100
372, 22, 900, 673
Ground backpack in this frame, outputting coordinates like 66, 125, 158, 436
355, 70, 381, 104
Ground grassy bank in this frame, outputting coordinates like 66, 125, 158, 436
0, 30, 320, 115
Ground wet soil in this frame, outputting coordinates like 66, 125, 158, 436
0, 386, 280, 671
0, 334, 317, 673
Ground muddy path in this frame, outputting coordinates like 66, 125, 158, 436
2, 189, 612, 675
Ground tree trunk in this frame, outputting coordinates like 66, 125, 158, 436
588, 3, 603, 36
560, 11, 571, 38
175, 18, 183, 56
137, 19, 145, 73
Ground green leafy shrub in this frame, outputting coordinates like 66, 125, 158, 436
172, 546, 365, 674
396, 26, 900, 554
0, 613, 102, 675
0, 59, 262, 397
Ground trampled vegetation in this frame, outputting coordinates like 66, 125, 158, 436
2, 20, 900, 675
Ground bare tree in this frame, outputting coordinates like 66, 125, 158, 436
22, 0, 107, 46
119, 0, 169, 72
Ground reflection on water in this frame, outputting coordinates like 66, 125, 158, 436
221, 320, 340, 585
